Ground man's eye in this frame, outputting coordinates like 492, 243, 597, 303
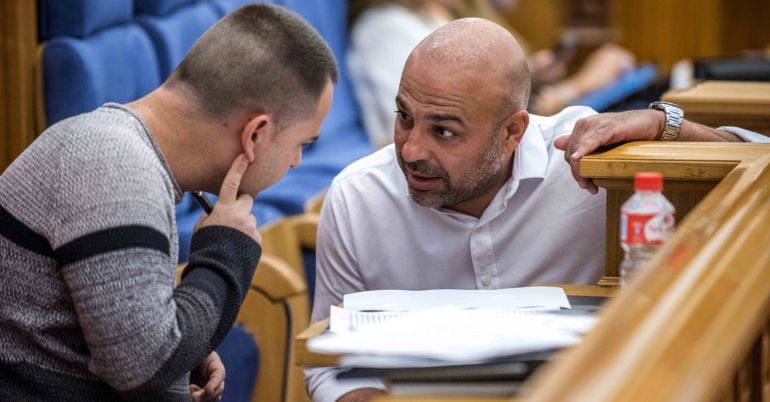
301, 142, 313, 150
435, 128, 455, 139
395, 110, 411, 123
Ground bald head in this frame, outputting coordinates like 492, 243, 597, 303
407, 18, 530, 112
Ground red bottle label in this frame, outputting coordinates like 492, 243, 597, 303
621, 212, 674, 245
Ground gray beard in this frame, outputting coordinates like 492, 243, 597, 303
401, 135, 504, 211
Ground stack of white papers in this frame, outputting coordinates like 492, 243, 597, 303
343, 287, 571, 311
307, 287, 597, 367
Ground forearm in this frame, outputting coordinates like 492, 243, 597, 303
339, 388, 387, 402
679, 119, 743, 142
637, 108, 742, 142
121, 226, 260, 399
64, 226, 259, 399
181, 226, 261, 349
305, 366, 386, 402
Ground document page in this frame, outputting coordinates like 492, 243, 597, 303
310, 307, 597, 363
342, 286, 571, 312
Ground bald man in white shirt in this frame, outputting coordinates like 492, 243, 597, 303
305, 17, 768, 402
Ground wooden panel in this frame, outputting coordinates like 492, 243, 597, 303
238, 254, 310, 402
0, 20, 6, 172
610, 0, 723, 72
500, 0, 568, 52
304, 191, 326, 215
663, 81, 770, 135
260, 219, 304, 278
522, 149, 770, 402
582, 141, 770, 280
719, 0, 770, 56
0, 0, 39, 172
595, 179, 717, 283
611, 1, 770, 73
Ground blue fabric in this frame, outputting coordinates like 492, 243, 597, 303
134, 0, 198, 16
282, 0, 370, 144
42, 24, 162, 126
175, 193, 284, 262
300, 124, 373, 175
572, 64, 658, 112
137, 2, 222, 79
280, 0, 374, 187
258, 169, 336, 215
217, 325, 259, 402
302, 248, 316, 304
38, 0, 134, 40
210, 0, 281, 15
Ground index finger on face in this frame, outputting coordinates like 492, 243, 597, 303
218, 154, 249, 204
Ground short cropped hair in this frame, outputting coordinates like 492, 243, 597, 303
167, 4, 337, 127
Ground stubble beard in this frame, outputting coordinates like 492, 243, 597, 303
398, 133, 504, 210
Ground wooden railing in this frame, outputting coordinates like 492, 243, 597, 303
582, 142, 770, 285
520, 142, 770, 402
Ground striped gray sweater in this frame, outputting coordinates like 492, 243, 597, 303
0, 104, 261, 401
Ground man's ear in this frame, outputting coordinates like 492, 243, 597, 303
240, 114, 271, 162
501, 109, 529, 154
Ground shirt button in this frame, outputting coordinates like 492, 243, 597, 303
481, 277, 492, 286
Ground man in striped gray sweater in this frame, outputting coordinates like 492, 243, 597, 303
0, 4, 335, 401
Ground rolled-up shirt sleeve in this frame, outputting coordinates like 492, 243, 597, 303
718, 126, 770, 143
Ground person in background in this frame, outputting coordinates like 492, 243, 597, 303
348, 0, 635, 148
0, 4, 335, 401
306, 17, 768, 402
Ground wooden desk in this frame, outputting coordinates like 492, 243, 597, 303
661, 81, 770, 135
580, 142, 770, 285
305, 144, 770, 402
522, 145, 770, 402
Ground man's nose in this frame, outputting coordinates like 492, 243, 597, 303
400, 129, 431, 163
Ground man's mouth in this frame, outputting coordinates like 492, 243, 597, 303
405, 170, 441, 191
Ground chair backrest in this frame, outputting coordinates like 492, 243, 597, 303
237, 254, 311, 402
39, 0, 162, 126
211, 0, 282, 15
280, 0, 367, 143
134, 0, 198, 16
135, 1, 222, 79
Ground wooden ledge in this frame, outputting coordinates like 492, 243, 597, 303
523, 151, 770, 402
580, 141, 770, 180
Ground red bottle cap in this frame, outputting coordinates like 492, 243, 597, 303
634, 172, 663, 191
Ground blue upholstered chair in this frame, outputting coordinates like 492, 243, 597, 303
39, 0, 161, 127
258, 0, 375, 214
135, 1, 222, 78
217, 325, 261, 402
572, 64, 658, 112
211, 0, 282, 15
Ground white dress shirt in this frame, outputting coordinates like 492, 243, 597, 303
305, 106, 609, 401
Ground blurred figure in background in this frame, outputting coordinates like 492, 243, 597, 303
348, 0, 635, 148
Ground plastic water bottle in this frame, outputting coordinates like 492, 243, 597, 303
620, 172, 675, 286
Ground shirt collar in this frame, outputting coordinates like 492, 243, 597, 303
499, 114, 550, 203
501, 106, 597, 203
